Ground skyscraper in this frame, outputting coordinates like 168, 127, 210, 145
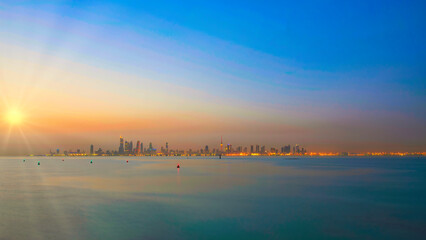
256, 145, 260, 153
129, 141, 133, 154
90, 144, 94, 155
250, 145, 254, 153
119, 136, 124, 154
136, 141, 141, 154
125, 141, 129, 153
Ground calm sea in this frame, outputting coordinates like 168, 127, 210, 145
0, 156, 425, 239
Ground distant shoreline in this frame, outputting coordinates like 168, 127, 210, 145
8, 154, 426, 158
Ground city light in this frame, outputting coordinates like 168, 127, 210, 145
42, 136, 426, 157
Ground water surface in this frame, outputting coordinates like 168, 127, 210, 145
0, 156, 425, 239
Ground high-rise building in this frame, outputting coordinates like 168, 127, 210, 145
205, 145, 209, 153
125, 141, 129, 153
250, 145, 254, 153
141, 142, 144, 153
256, 145, 260, 153
220, 136, 223, 152
261, 146, 265, 153
136, 141, 141, 154
166, 142, 169, 153
119, 136, 124, 154
129, 141, 133, 154
90, 145, 94, 155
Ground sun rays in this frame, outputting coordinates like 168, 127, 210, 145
0, 93, 33, 154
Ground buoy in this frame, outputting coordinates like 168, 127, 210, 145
23, 159, 25, 162
37, 161, 40, 166
177, 164, 180, 168
126, 160, 128, 163
90, 160, 93, 164
62, 159, 64, 161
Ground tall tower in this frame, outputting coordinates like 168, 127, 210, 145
220, 136, 223, 152
119, 136, 124, 154
90, 144, 94, 155
125, 141, 129, 153
166, 142, 169, 153
136, 141, 141, 154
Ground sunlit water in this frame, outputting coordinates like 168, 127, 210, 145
0, 156, 425, 239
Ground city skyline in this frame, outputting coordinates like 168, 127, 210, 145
45, 135, 310, 157
1, 1, 425, 155
38, 135, 423, 157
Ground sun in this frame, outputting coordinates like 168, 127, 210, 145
5, 109, 24, 125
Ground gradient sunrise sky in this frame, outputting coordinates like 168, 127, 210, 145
0, 0, 425, 155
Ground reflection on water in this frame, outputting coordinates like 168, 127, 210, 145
0, 156, 425, 239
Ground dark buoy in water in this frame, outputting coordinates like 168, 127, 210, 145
23, 159, 25, 162
219, 154, 222, 159
90, 160, 93, 164
62, 159, 64, 161
37, 161, 40, 166
126, 160, 128, 163
177, 164, 180, 169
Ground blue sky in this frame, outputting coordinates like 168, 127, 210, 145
0, 0, 425, 153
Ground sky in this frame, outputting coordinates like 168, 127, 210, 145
0, 0, 425, 155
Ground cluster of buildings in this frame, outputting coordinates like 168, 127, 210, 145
47, 136, 308, 157
223, 144, 307, 156
44, 137, 426, 157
